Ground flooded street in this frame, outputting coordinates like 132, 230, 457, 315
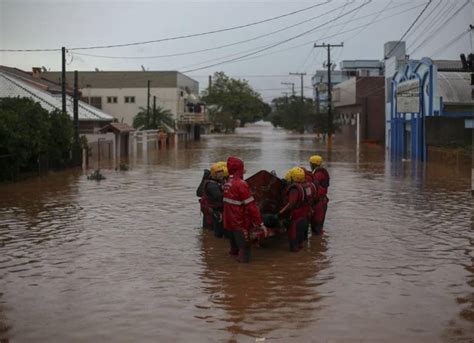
0, 122, 472, 342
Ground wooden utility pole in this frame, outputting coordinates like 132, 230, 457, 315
208, 75, 212, 93
61, 47, 66, 114
73, 70, 80, 166
289, 72, 306, 101
153, 95, 157, 128
146, 80, 151, 127
314, 42, 343, 147
281, 82, 295, 98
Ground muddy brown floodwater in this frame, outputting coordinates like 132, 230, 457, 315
0, 122, 472, 343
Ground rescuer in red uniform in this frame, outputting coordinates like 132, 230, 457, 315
279, 167, 310, 252
309, 155, 330, 235
223, 156, 267, 263
203, 162, 228, 238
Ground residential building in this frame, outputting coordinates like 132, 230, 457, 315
312, 59, 383, 107
333, 76, 385, 145
41, 70, 208, 139
0, 66, 113, 133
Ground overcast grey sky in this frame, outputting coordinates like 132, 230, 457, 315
1, 0, 472, 101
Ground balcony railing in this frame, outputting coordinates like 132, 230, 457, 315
177, 112, 209, 124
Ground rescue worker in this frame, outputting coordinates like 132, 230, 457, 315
204, 162, 228, 238
309, 155, 330, 235
223, 156, 267, 263
278, 167, 310, 252
196, 169, 212, 229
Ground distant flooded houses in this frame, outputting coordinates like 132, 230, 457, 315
41, 70, 209, 141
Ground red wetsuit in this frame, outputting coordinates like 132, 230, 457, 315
223, 156, 263, 262
311, 167, 330, 234
280, 183, 309, 251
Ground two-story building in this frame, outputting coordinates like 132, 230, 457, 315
41, 70, 208, 140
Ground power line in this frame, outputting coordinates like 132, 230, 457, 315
72, 0, 412, 61
70, 1, 347, 60
431, 27, 472, 58
408, 0, 470, 56
180, 2, 423, 73
180, 1, 372, 73
406, 0, 453, 52
384, 0, 432, 59
0, 1, 331, 52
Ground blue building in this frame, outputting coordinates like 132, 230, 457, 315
388, 57, 473, 161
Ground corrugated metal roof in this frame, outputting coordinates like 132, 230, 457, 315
0, 71, 114, 121
433, 60, 464, 71
437, 72, 473, 104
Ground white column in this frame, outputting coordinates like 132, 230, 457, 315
142, 131, 148, 155
356, 112, 360, 165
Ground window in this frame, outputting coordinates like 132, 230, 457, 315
107, 96, 117, 104
124, 96, 135, 103
89, 96, 102, 109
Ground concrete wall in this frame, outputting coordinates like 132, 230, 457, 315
333, 78, 356, 107
426, 117, 472, 148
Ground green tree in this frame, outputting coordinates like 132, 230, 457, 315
201, 72, 269, 131
0, 97, 73, 181
133, 106, 175, 132
269, 96, 318, 133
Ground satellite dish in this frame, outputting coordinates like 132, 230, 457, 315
41, 66, 47, 72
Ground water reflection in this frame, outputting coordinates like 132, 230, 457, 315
0, 122, 472, 342
198, 229, 330, 340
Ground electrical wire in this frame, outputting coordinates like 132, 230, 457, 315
408, 0, 470, 55
430, 28, 471, 58
180, 1, 373, 73
71, 1, 414, 61
406, 0, 454, 52
0, 1, 332, 52
180, 2, 423, 73
384, 0, 432, 59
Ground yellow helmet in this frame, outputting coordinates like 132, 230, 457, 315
210, 162, 228, 178
284, 167, 305, 183
309, 155, 323, 166
290, 167, 305, 182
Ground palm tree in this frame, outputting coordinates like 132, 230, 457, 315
133, 106, 175, 132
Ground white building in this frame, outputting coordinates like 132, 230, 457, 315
41, 70, 207, 136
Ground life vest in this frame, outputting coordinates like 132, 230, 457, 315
284, 183, 311, 221
204, 179, 223, 210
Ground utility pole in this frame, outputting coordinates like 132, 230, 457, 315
208, 75, 212, 93
146, 80, 151, 128
73, 70, 80, 166
281, 82, 295, 98
153, 95, 157, 128
289, 72, 306, 101
314, 42, 343, 147
61, 47, 66, 114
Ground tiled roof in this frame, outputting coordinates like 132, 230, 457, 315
100, 122, 136, 133
0, 71, 114, 121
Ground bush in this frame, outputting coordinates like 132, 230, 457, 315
0, 97, 73, 181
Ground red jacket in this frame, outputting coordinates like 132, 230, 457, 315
282, 183, 309, 221
312, 167, 330, 198
223, 156, 263, 232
